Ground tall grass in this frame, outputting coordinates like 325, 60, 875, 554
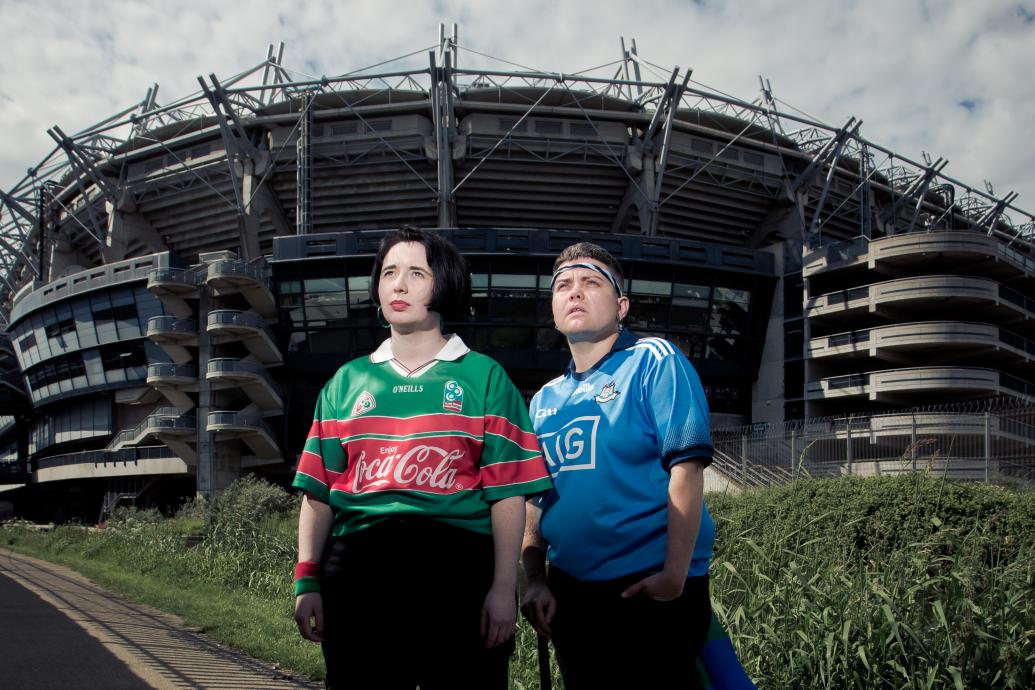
708, 475, 1035, 689
4, 474, 1034, 688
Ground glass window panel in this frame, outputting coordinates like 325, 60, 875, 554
714, 287, 751, 305
305, 277, 346, 293
74, 302, 98, 348
83, 351, 105, 386
673, 283, 710, 302
287, 331, 308, 355
630, 280, 671, 296
470, 274, 489, 319
304, 292, 349, 327
706, 336, 738, 360
281, 280, 302, 294
492, 274, 536, 289
710, 300, 750, 335
627, 295, 668, 330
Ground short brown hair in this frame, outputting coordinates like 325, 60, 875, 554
552, 242, 625, 288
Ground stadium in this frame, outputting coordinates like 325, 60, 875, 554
2, 30, 1034, 521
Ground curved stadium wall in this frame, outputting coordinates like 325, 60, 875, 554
1, 38, 1033, 517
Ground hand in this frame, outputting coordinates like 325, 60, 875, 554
294, 592, 324, 642
620, 570, 686, 602
520, 578, 557, 639
481, 583, 517, 649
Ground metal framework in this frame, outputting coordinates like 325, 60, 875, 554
2, 26, 1033, 328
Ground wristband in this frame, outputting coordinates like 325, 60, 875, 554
294, 560, 321, 596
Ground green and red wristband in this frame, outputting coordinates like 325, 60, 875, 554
294, 560, 321, 596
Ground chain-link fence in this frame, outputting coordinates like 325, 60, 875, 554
712, 397, 1035, 488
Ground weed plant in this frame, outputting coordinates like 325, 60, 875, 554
4, 473, 1033, 688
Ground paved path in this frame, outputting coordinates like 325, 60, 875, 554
0, 549, 322, 690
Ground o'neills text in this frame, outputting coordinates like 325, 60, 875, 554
352, 445, 465, 492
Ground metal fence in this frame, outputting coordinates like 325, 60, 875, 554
712, 397, 1035, 488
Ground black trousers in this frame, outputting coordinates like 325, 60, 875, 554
549, 566, 712, 690
320, 518, 514, 690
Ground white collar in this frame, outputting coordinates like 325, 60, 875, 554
370, 334, 470, 364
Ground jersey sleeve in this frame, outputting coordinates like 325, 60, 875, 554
292, 377, 347, 503
479, 364, 554, 501
643, 346, 714, 471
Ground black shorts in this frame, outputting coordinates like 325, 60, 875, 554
549, 566, 712, 690
320, 518, 514, 690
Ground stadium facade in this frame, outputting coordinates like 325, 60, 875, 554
1, 32, 1033, 520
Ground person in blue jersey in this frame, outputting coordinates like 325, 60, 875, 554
521, 241, 716, 690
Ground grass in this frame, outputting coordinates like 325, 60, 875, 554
4, 473, 1035, 689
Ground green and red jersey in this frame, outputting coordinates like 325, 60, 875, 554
293, 335, 552, 537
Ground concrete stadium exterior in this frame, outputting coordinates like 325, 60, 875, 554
1, 34, 1033, 519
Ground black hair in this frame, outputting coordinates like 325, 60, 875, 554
369, 226, 471, 322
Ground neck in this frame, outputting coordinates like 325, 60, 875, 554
568, 330, 621, 373
390, 325, 448, 369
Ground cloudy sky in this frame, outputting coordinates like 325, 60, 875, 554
1, 0, 1033, 222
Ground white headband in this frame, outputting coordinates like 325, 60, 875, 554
550, 262, 624, 297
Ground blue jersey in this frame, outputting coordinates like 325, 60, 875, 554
530, 330, 715, 581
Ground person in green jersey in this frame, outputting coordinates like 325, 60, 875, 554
292, 226, 553, 690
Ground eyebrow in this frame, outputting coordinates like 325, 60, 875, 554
382, 263, 430, 272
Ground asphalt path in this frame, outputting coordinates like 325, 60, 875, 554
0, 549, 321, 690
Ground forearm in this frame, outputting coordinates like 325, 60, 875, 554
297, 493, 333, 562
521, 499, 548, 583
663, 460, 705, 579
490, 495, 525, 590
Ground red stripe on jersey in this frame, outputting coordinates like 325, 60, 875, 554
485, 415, 540, 452
333, 413, 484, 440
480, 456, 550, 489
297, 450, 327, 481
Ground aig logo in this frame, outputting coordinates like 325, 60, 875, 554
538, 416, 599, 475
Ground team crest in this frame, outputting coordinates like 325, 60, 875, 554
443, 380, 464, 412
351, 391, 376, 417
594, 381, 620, 404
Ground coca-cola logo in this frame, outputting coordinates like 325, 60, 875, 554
352, 444, 465, 492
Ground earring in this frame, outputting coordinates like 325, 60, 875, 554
376, 306, 391, 329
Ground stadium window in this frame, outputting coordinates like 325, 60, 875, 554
534, 120, 563, 135
710, 286, 751, 335
347, 275, 374, 325
490, 273, 536, 323
628, 279, 671, 330
470, 273, 489, 319
498, 118, 526, 133
743, 151, 764, 166
44, 318, 76, 341
691, 139, 712, 154
18, 332, 37, 353
672, 283, 710, 331
100, 342, 146, 372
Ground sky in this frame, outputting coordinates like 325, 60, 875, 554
1, 0, 1033, 223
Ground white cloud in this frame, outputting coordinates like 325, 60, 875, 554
1, 0, 1032, 222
